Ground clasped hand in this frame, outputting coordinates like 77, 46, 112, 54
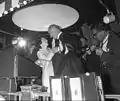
96, 48, 103, 56
52, 47, 59, 54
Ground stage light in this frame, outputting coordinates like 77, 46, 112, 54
4, 11, 8, 15
103, 12, 115, 24
98, 0, 116, 24
10, 8, 14, 11
21, 28, 23, 31
23, 1, 27, 5
16, 4, 20, 8
85, 72, 90, 76
17, 37, 27, 48
12, 39, 18, 45
12, 37, 27, 48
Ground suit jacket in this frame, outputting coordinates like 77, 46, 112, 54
101, 32, 120, 93
49, 32, 79, 53
101, 32, 120, 69
58, 32, 79, 52
51, 32, 83, 76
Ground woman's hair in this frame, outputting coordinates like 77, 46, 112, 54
36, 37, 48, 49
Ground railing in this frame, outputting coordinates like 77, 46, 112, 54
105, 94, 120, 101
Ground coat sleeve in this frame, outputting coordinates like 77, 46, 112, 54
59, 34, 67, 54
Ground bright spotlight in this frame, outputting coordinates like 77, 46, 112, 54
21, 28, 23, 31
103, 12, 115, 24
16, 4, 20, 8
10, 8, 14, 11
12, 37, 27, 47
4, 11, 8, 15
12, 39, 18, 45
85, 72, 90, 76
23, 1, 27, 5
18, 38, 27, 47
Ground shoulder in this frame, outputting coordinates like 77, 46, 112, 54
108, 31, 119, 42
59, 32, 73, 39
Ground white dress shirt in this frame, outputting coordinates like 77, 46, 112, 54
52, 32, 62, 48
52, 32, 68, 54
102, 34, 109, 52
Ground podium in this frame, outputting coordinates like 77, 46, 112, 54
50, 73, 105, 101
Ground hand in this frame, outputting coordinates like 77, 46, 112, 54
96, 48, 103, 56
82, 50, 91, 60
52, 47, 59, 54
90, 45, 96, 51
35, 60, 44, 67
82, 54, 86, 60
87, 50, 91, 55
35, 60, 40, 65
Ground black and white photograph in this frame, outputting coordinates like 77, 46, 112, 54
0, 0, 120, 100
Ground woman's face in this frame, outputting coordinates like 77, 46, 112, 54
40, 38, 48, 48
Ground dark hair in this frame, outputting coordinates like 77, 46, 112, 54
48, 24, 61, 31
92, 23, 111, 32
36, 37, 48, 49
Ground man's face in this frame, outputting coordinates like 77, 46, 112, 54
48, 27, 60, 39
96, 31, 108, 42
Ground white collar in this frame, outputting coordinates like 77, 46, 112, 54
103, 34, 109, 44
57, 32, 62, 39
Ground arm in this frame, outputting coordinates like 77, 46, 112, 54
82, 45, 96, 60
35, 49, 49, 67
51, 34, 66, 54
35, 50, 43, 67
58, 34, 68, 54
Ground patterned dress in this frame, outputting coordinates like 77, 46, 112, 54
35, 48, 54, 93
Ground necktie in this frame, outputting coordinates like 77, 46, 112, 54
102, 37, 109, 52
55, 39, 59, 47
52, 39, 59, 48
52, 38, 68, 54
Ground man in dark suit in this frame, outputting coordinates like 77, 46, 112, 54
48, 24, 84, 76
101, 31, 120, 94
93, 23, 120, 94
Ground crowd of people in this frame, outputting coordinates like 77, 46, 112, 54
35, 23, 120, 94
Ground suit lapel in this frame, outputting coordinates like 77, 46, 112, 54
107, 33, 112, 49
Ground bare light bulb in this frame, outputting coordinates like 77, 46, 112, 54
21, 28, 23, 30
23, 1, 27, 5
12, 39, 18, 45
18, 38, 26, 48
103, 16, 110, 24
16, 4, 20, 8
10, 8, 14, 11
18, 40, 26, 47
85, 72, 90, 76
4, 11, 8, 15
